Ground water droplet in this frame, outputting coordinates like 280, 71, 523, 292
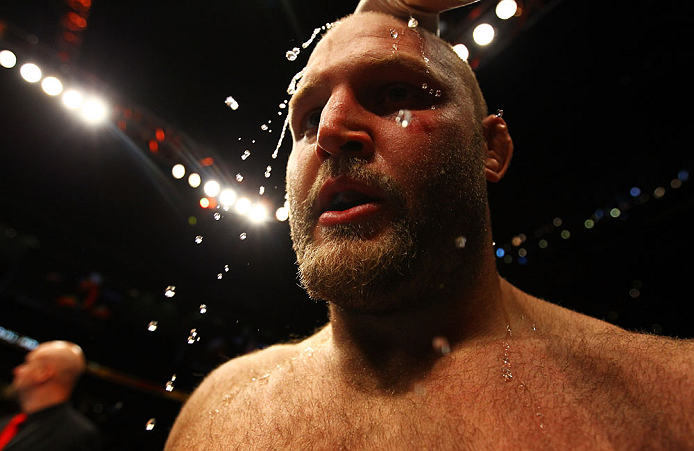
261, 124, 268, 131
421, 83, 428, 90
259, 186, 265, 195
187, 329, 198, 344
502, 367, 513, 381
395, 109, 411, 128
241, 150, 251, 160
532, 324, 537, 332
213, 212, 221, 220
432, 336, 451, 355
224, 96, 239, 110
454, 236, 467, 248
390, 28, 399, 38
224, 264, 229, 272
428, 88, 434, 95
236, 173, 244, 182
239, 232, 247, 240
164, 286, 176, 297
264, 171, 271, 178
287, 68, 305, 95
392, 43, 398, 51
194, 235, 203, 244
285, 49, 299, 61
145, 418, 156, 431
301, 27, 322, 49
217, 273, 223, 280
147, 321, 158, 331
199, 304, 207, 314
434, 89, 442, 97
279, 102, 286, 109
165, 380, 175, 392
407, 17, 419, 28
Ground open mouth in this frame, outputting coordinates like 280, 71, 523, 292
325, 190, 380, 212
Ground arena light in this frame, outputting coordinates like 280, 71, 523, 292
41, 77, 63, 96
188, 173, 201, 188
452, 44, 469, 61
81, 98, 109, 124
235, 197, 251, 215
473, 24, 495, 46
0, 50, 17, 69
20, 63, 42, 83
275, 206, 289, 221
171, 164, 185, 179
62, 89, 83, 109
249, 204, 267, 223
219, 189, 237, 206
495, 0, 518, 20
203, 180, 221, 197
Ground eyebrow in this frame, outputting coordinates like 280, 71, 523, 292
288, 53, 436, 115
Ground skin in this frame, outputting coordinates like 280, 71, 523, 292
165, 12, 694, 451
12, 341, 87, 414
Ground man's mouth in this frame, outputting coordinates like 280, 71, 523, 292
316, 178, 386, 226
324, 190, 380, 212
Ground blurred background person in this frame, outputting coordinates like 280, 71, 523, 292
0, 341, 101, 451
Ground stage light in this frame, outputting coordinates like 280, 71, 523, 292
41, 76, 63, 96
0, 50, 17, 69
171, 164, 185, 179
249, 204, 267, 223
452, 44, 469, 61
81, 98, 108, 124
275, 206, 289, 221
496, 0, 517, 20
62, 89, 83, 109
199, 197, 210, 208
203, 180, 221, 197
219, 189, 237, 206
20, 63, 42, 83
188, 173, 201, 188
473, 24, 495, 46
235, 197, 251, 215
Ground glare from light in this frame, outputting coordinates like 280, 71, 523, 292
496, 0, 518, 20
219, 189, 237, 206
203, 180, 221, 197
81, 98, 108, 124
41, 77, 63, 96
275, 206, 289, 221
452, 44, 469, 61
171, 164, 185, 179
199, 197, 210, 208
0, 50, 17, 69
20, 63, 42, 83
62, 89, 83, 109
249, 204, 267, 223
188, 173, 201, 188
473, 24, 495, 46
235, 197, 251, 215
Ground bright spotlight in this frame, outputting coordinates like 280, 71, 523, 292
188, 173, 201, 188
0, 50, 17, 69
495, 0, 518, 20
20, 63, 42, 83
203, 180, 221, 197
62, 89, 83, 109
275, 206, 289, 221
473, 23, 495, 46
219, 189, 237, 206
249, 204, 267, 223
171, 164, 185, 179
235, 197, 251, 215
81, 98, 109, 124
41, 77, 63, 96
452, 44, 469, 61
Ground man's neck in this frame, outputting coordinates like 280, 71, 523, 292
20, 389, 69, 415
326, 269, 518, 394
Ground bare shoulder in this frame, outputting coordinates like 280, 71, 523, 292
164, 325, 330, 450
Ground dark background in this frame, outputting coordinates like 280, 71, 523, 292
1, 0, 692, 449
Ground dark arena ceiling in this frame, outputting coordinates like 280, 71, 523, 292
0, 0, 691, 448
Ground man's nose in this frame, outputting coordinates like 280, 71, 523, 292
315, 90, 374, 161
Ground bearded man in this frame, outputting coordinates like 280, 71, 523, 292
165, 2, 694, 449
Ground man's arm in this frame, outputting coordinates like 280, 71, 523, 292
354, 0, 480, 35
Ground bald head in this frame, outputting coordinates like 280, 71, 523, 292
32, 341, 87, 387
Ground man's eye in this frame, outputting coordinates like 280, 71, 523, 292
303, 109, 322, 131
386, 86, 411, 102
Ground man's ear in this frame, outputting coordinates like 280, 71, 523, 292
482, 114, 513, 183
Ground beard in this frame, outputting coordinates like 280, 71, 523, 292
287, 130, 489, 313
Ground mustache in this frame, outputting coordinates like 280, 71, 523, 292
304, 158, 403, 219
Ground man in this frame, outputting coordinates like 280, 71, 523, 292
0, 341, 101, 451
166, 2, 694, 450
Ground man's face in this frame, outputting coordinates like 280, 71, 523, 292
12, 349, 45, 393
286, 13, 488, 311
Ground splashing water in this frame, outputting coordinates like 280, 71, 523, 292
432, 336, 451, 355
287, 68, 305, 95
165, 380, 175, 392
235, 173, 244, 182
285, 47, 300, 61
421, 83, 428, 90
217, 273, 223, 280
194, 235, 203, 244
239, 232, 247, 240
408, 17, 419, 28
224, 96, 239, 110
199, 304, 207, 314
395, 109, 411, 128
147, 321, 158, 332
213, 212, 221, 220
164, 286, 176, 297
261, 124, 269, 131
390, 28, 399, 38
224, 264, 229, 272
302, 27, 322, 49
454, 236, 467, 248
241, 150, 251, 160
264, 165, 272, 178
145, 418, 156, 431
259, 186, 265, 195
187, 329, 199, 344
271, 115, 290, 159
